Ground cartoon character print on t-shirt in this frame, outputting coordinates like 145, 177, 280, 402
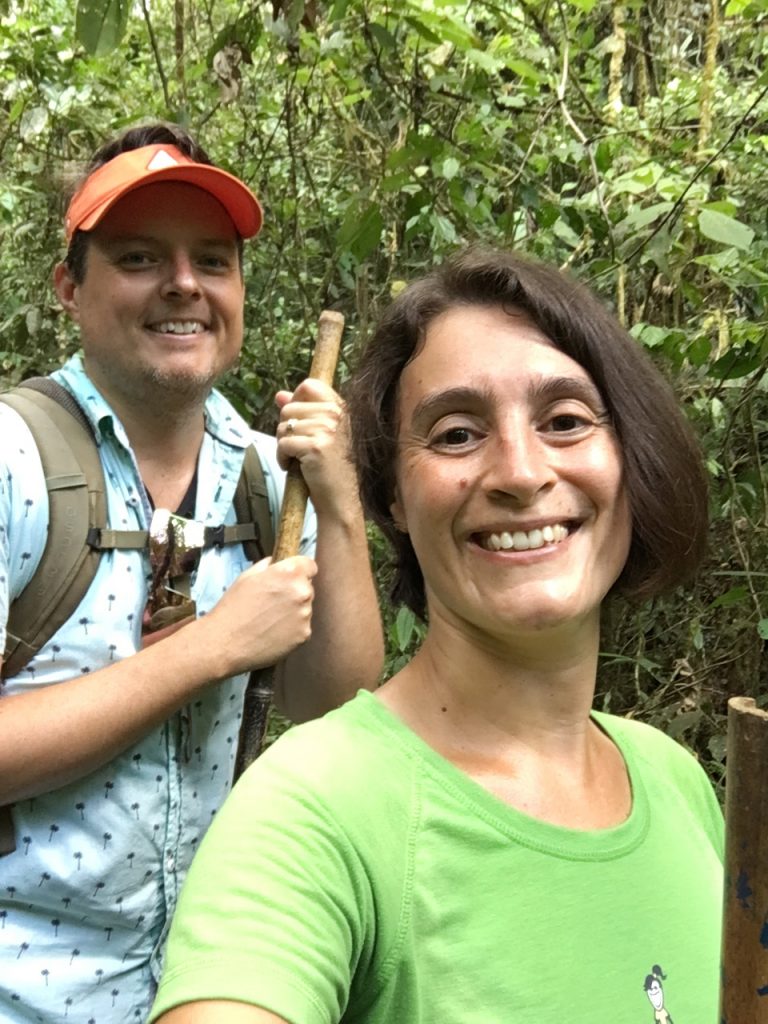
643, 964, 674, 1023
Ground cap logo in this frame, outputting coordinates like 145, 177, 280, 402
146, 148, 180, 171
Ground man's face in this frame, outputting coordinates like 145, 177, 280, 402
55, 181, 245, 410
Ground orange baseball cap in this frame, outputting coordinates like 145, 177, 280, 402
64, 143, 263, 242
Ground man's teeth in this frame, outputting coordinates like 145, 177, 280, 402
481, 524, 569, 552
151, 321, 205, 334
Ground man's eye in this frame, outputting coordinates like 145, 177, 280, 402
199, 253, 235, 271
118, 252, 153, 267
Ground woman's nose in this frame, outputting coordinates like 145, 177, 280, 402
485, 428, 556, 503
160, 254, 202, 299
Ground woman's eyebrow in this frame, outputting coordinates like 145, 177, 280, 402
410, 386, 494, 428
529, 375, 605, 408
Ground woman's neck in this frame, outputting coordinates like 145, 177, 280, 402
389, 608, 601, 735
377, 612, 631, 829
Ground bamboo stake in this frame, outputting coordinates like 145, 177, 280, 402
234, 310, 345, 777
720, 696, 768, 1022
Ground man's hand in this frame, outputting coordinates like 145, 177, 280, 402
275, 379, 358, 518
199, 556, 317, 679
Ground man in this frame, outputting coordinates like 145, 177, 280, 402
0, 122, 382, 1022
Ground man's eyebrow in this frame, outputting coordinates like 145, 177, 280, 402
95, 233, 155, 247
198, 237, 239, 248
96, 234, 237, 248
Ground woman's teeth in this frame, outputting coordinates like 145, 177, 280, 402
480, 524, 569, 552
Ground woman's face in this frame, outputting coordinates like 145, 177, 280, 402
391, 304, 632, 640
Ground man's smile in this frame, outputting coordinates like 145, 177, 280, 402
147, 320, 207, 335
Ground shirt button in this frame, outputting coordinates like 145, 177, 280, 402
166, 856, 176, 872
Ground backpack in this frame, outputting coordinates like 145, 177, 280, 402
0, 377, 275, 853
1, 377, 275, 677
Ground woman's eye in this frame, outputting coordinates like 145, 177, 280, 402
443, 427, 472, 445
430, 423, 481, 448
543, 404, 605, 434
549, 413, 588, 432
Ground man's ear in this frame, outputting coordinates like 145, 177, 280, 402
53, 262, 81, 322
389, 488, 408, 533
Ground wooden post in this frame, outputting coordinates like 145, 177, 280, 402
720, 696, 768, 1022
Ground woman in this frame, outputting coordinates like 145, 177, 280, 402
151, 249, 723, 1023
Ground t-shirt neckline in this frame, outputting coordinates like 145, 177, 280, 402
353, 689, 650, 862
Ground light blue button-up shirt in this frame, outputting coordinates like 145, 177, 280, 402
0, 354, 315, 1023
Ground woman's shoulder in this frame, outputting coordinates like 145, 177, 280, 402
593, 710, 705, 773
240, 690, 418, 815
593, 710, 723, 845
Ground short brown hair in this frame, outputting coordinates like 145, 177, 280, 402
348, 247, 708, 619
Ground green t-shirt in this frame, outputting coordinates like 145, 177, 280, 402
151, 691, 723, 1024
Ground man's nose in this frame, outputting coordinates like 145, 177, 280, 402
160, 254, 202, 299
485, 427, 556, 504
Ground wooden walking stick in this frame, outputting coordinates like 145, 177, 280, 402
720, 696, 768, 1023
234, 309, 345, 777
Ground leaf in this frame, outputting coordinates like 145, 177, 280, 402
441, 157, 460, 181
623, 201, 673, 231
75, 0, 130, 56
552, 217, 580, 247
725, 0, 754, 13
708, 734, 727, 762
19, 106, 48, 141
394, 606, 416, 652
206, 14, 262, 65
329, 0, 352, 20
25, 307, 41, 336
758, 619, 768, 640
380, 172, 412, 193
337, 200, 384, 261
710, 586, 748, 609
711, 344, 765, 380
666, 709, 703, 740
430, 212, 458, 244
505, 58, 546, 83
368, 23, 396, 50
698, 209, 755, 251
466, 48, 504, 73
402, 15, 441, 44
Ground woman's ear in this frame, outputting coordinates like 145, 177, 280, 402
389, 489, 408, 533
53, 262, 81, 322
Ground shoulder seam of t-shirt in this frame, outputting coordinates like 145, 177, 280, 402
367, 751, 422, 994
259, 698, 421, 996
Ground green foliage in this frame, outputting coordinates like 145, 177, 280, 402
75, 0, 130, 56
2, 0, 768, 794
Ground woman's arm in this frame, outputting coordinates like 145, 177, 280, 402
272, 379, 384, 719
157, 1002, 288, 1024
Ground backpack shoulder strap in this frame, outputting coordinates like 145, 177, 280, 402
232, 443, 274, 562
0, 378, 107, 681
